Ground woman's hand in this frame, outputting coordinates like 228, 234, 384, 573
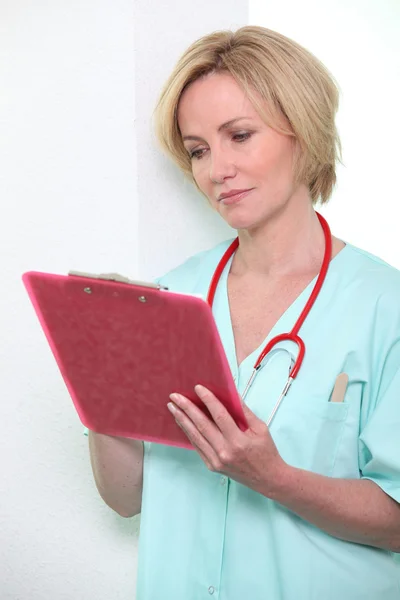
168, 384, 288, 497
168, 385, 400, 552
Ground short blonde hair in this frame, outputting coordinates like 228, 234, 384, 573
154, 26, 342, 204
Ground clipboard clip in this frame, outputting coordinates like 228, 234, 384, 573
68, 270, 169, 291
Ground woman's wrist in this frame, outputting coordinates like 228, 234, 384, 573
259, 461, 400, 551
259, 457, 295, 501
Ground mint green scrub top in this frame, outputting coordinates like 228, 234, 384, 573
135, 240, 400, 599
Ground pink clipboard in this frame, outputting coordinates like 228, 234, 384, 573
22, 270, 247, 449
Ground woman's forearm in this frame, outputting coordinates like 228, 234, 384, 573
88, 431, 144, 518
267, 465, 400, 552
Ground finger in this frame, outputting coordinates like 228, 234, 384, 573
241, 401, 265, 430
194, 385, 240, 440
242, 402, 268, 434
168, 401, 221, 467
169, 393, 225, 450
175, 419, 215, 471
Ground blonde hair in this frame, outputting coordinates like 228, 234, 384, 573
154, 26, 342, 204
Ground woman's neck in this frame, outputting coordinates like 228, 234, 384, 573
231, 199, 329, 279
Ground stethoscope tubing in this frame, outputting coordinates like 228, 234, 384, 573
206, 212, 332, 425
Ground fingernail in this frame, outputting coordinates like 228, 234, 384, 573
167, 402, 177, 413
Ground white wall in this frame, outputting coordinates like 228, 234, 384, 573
1, 1, 399, 599
250, 0, 400, 267
1, 4, 142, 599
0, 1, 245, 599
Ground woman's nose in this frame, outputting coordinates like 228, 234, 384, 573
209, 149, 236, 183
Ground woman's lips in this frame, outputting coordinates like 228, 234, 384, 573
219, 189, 253, 205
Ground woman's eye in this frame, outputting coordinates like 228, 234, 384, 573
188, 132, 252, 160
232, 132, 252, 142
189, 148, 206, 160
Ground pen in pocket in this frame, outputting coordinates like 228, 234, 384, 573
329, 373, 349, 403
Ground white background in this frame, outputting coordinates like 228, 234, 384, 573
1, 0, 399, 598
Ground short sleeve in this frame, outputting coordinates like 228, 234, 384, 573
359, 342, 400, 503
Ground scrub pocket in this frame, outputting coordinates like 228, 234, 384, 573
273, 393, 349, 476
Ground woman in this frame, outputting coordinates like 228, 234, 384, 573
88, 26, 400, 599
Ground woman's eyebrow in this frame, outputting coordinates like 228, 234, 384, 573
182, 117, 251, 142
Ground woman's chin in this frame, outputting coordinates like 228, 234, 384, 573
221, 214, 261, 231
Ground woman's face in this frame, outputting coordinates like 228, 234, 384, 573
177, 72, 304, 231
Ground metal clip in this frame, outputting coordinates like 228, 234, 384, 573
68, 270, 168, 290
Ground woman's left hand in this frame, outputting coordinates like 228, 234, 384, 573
168, 384, 288, 497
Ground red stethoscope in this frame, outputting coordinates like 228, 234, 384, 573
206, 212, 332, 426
